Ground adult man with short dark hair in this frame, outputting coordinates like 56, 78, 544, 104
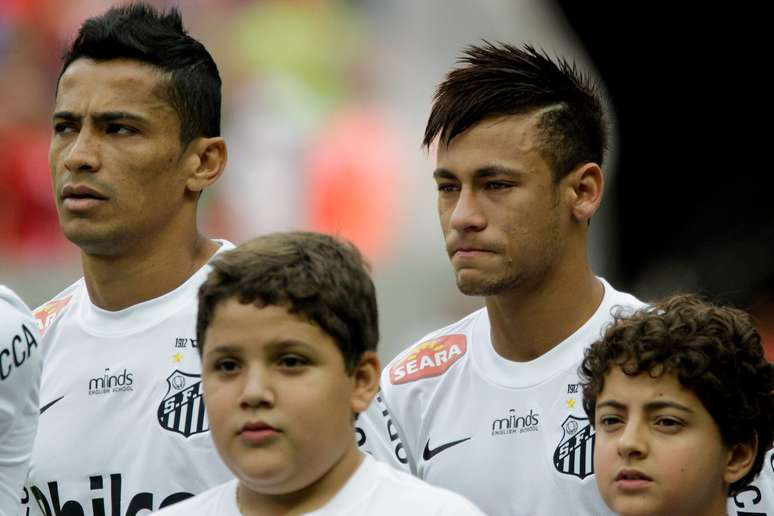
25, 4, 233, 514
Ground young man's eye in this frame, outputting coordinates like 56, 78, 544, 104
436, 183, 460, 193
485, 181, 512, 190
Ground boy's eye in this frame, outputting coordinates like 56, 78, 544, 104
598, 415, 623, 428
214, 358, 240, 373
654, 417, 684, 430
277, 355, 309, 369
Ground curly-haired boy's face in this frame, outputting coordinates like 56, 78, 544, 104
593, 367, 754, 516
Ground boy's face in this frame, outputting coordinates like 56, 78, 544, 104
201, 299, 375, 495
594, 367, 739, 516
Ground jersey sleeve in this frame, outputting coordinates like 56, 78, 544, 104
355, 388, 411, 472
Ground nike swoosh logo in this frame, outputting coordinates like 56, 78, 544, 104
40, 396, 64, 415
423, 437, 471, 460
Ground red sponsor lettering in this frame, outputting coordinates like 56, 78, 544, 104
389, 334, 467, 385
34, 296, 72, 335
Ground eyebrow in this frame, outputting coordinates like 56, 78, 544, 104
206, 339, 314, 356
52, 111, 148, 125
432, 165, 523, 181
596, 399, 695, 414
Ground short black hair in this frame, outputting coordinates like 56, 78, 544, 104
59, 2, 221, 146
197, 232, 379, 374
424, 41, 607, 180
580, 294, 774, 495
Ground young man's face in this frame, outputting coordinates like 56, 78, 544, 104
50, 58, 193, 256
433, 113, 568, 296
593, 367, 740, 516
201, 299, 373, 496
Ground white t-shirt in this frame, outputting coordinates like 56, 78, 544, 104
23, 241, 236, 515
152, 453, 485, 515
360, 278, 644, 515
0, 286, 42, 516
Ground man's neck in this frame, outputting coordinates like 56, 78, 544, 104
486, 265, 604, 362
81, 234, 220, 311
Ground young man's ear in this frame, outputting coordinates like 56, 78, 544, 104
351, 351, 380, 414
184, 136, 227, 194
723, 434, 758, 486
564, 162, 603, 223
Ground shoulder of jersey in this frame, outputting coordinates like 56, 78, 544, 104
33, 282, 80, 336
386, 309, 482, 386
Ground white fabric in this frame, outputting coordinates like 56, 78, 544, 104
152, 453, 485, 515
0, 286, 42, 516
24, 241, 236, 515
361, 278, 645, 516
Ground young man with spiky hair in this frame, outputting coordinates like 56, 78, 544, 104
25, 3, 233, 514
581, 294, 774, 516
358, 42, 645, 514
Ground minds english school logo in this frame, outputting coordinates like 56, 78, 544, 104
491, 409, 540, 436
157, 370, 208, 438
553, 414, 595, 480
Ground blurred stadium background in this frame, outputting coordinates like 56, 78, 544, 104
1, 0, 771, 362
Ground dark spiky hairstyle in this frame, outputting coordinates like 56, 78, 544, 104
59, 2, 221, 146
424, 41, 607, 180
580, 294, 774, 496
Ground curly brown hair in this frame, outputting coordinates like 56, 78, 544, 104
580, 294, 774, 495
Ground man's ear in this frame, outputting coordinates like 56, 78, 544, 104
564, 162, 603, 223
184, 136, 227, 193
723, 434, 758, 487
351, 351, 380, 414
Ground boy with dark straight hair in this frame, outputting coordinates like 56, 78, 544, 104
154, 232, 485, 515
581, 294, 774, 516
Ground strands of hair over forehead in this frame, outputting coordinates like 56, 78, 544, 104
580, 294, 774, 495
197, 232, 379, 374
60, 2, 221, 145
424, 41, 607, 179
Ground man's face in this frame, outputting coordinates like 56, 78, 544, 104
594, 367, 737, 516
50, 58, 192, 255
434, 113, 566, 296
202, 300, 364, 495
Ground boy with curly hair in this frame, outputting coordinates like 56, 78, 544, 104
580, 294, 774, 516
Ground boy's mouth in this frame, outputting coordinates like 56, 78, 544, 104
239, 421, 281, 444
615, 469, 652, 481
614, 469, 653, 490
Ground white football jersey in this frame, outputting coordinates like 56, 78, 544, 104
24, 241, 236, 516
361, 278, 645, 515
0, 286, 42, 516
151, 453, 485, 515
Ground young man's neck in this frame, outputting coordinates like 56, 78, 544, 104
485, 262, 603, 362
81, 233, 220, 311
238, 445, 364, 516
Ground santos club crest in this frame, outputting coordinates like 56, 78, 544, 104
553, 415, 595, 479
157, 370, 208, 438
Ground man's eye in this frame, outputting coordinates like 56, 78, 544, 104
106, 124, 136, 135
485, 181, 512, 190
53, 123, 76, 135
437, 183, 459, 193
